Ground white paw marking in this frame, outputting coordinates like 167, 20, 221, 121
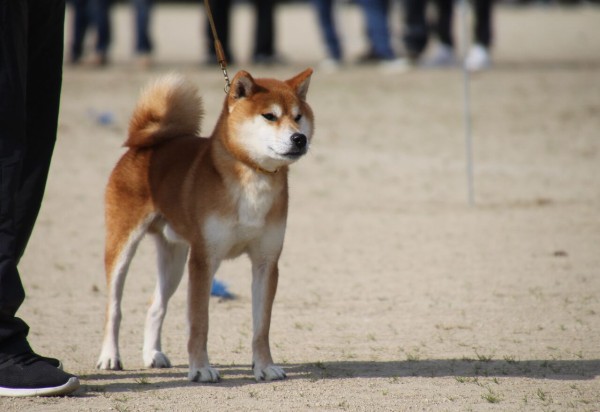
96, 354, 123, 370
254, 364, 287, 382
144, 350, 172, 368
188, 366, 221, 383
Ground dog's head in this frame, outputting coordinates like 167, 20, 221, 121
222, 69, 314, 173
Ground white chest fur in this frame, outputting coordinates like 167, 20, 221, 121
203, 174, 280, 260
235, 174, 276, 228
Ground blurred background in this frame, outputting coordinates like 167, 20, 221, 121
63, 0, 600, 70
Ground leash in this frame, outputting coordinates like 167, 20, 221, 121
204, 0, 231, 93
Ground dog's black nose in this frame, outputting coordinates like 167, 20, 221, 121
290, 133, 307, 150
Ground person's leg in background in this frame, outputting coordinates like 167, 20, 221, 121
312, 0, 344, 71
473, 0, 492, 48
402, 0, 429, 61
69, 0, 91, 64
252, 0, 277, 64
90, 0, 112, 65
311, 0, 343, 67
427, 0, 456, 66
465, 0, 493, 70
0, 0, 79, 397
433, 0, 453, 48
132, 0, 154, 68
357, 0, 396, 62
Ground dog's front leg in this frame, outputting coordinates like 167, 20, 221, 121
251, 258, 286, 381
186, 248, 220, 383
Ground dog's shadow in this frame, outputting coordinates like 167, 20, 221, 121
78, 358, 600, 395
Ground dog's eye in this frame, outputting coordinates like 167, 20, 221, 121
294, 114, 303, 122
262, 113, 277, 122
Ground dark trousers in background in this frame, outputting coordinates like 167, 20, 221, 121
0, 0, 65, 357
472, 0, 493, 47
205, 0, 275, 62
403, 0, 493, 58
253, 0, 275, 59
311, 0, 343, 61
356, 0, 395, 60
70, 0, 111, 61
133, 0, 153, 54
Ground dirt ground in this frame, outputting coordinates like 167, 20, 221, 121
2, 2, 599, 411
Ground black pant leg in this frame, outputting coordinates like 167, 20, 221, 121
433, 0, 454, 47
402, 0, 429, 58
91, 0, 111, 54
473, 0, 492, 47
70, 0, 90, 62
253, 0, 275, 58
0, 0, 65, 357
0, 0, 31, 358
16, 0, 65, 260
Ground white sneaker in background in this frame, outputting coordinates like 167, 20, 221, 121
465, 44, 491, 72
426, 43, 456, 67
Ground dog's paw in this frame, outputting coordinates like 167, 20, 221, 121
96, 354, 123, 370
253, 364, 287, 382
188, 366, 221, 383
144, 350, 172, 368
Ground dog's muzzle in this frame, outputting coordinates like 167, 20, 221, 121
285, 133, 308, 159
284, 133, 308, 158
274, 133, 308, 159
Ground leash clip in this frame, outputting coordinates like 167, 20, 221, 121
219, 61, 231, 94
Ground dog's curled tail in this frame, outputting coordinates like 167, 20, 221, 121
125, 73, 203, 148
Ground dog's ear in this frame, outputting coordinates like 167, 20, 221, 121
286, 68, 313, 101
229, 70, 256, 100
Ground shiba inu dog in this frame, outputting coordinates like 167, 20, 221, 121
96, 69, 314, 383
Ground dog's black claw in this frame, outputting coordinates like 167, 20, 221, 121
108, 360, 123, 370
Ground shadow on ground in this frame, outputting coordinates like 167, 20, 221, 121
78, 359, 600, 395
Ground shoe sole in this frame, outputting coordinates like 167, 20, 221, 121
0, 377, 80, 397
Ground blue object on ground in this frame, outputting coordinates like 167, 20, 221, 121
211, 279, 235, 299
97, 111, 114, 125
87, 108, 115, 126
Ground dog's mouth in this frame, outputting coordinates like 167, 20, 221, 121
282, 150, 306, 159
269, 147, 307, 160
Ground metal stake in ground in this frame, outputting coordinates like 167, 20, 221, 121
461, 0, 475, 206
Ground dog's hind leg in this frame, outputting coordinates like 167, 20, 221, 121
143, 229, 189, 368
97, 213, 154, 370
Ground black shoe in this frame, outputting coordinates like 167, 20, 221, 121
0, 352, 79, 397
37, 354, 62, 369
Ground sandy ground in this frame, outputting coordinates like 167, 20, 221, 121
1, 2, 599, 411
